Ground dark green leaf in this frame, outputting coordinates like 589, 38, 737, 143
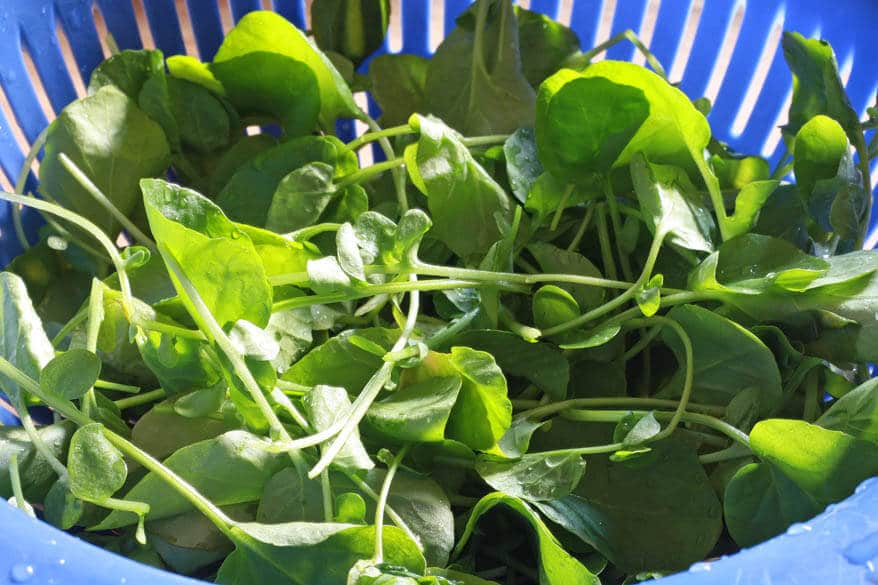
528, 242, 605, 311
515, 6, 580, 87
312, 0, 390, 66
40, 349, 101, 400
475, 452, 585, 501
366, 376, 462, 443
68, 423, 127, 502
0, 421, 75, 501
504, 128, 543, 204
88, 49, 164, 99
368, 54, 429, 127
257, 467, 324, 524
817, 378, 878, 443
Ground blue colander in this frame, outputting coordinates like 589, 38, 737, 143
1, 1, 877, 583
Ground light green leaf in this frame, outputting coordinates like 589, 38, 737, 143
475, 452, 585, 501
366, 376, 462, 443
304, 385, 374, 471
68, 423, 127, 502
40, 349, 101, 400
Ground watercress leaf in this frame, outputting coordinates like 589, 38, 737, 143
0, 272, 56, 402
217, 521, 425, 585
579, 60, 712, 178
304, 385, 374, 471
311, 0, 390, 66
333, 492, 366, 524
817, 378, 878, 443
454, 330, 569, 401
40, 349, 101, 400
636, 273, 663, 317
407, 115, 513, 259
723, 461, 821, 548
211, 51, 319, 137
750, 419, 878, 503
40, 86, 171, 235
269, 163, 339, 235
228, 320, 281, 362
424, 0, 535, 135
133, 407, 228, 463
214, 10, 362, 128
532, 285, 580, 334
614, 411, 661, 447
504, 128, 543, 204
528, 242, 605, 311
265, 308, 314, 375
307, 256, 354, 294
68, 423, 127, 502
793, 114, 849, 198
368, 54, 429, 127
366, 376, 462, 443
95, 430, 286, 529
515, 6, 580, 87
454, 493, 600, 585
208, 134, 277, 196
88, 49, 164, 99
538, 437, 722, 573
536, 70, 648, 184
173, 384, 226, 419
282, 328, 396, 392
781, 32, 860, 142
475, 452, 585, 501
692, 234, 830, 294
630, 154, 715, 253
337, 223, 367, 281
257, 466, 324, 524
753, 184, 810, 249
217, 136, 356, 227
0, 421, 75, 500
142, 178, 273, 329
44, 478, 85, 530
709, 151, 770, 190
724, 179, 780, 238
137, 327, 221, 396
661, 305, 782, 414
237, 224, 321, 279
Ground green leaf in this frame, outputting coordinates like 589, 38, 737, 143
166, 54, 225, 95
142, 178, 273, 329
614, 411, 661, 447
39, 86, 171, 235
283, 328, 397, 392
527, 242, 605, 311
750, 418, 878, 503
407, 115, 513, 259
368, 54, 429, 127
311, 0, 390, 66
336, 222, 366, 281
0, 272, 56, 402
781, 32, 860, 142
496, 418, 548, 458
228, 320, 280, 362
454, 330, 569, 401
68, 423, 127, 502
44, 478, 85, 530
454, 493, 599, 585
256, 467, 324, 524
88, 49, 164, 99
532, 285, 580, 334
264, 307, 314, 374
817, 378, 878, 443
661, 305, 782, 414
534, 438, 722, 573
217, 521, 424, 585
365, 376, 462, 443
709, 151, 770, 190
423, 0, 535, 135
723, 462, 821, 548
40, 349, 101, 400
524, 172, 587, 229
635, 274, 663, 317
0, 421, 75, 501
630, 154, 715, 253
724, 180, 780, 238
95, 430, 286, 529
475, 452, 585, 501
515, 6, 580, 87
304, 385, 374, 471
217, 136, 356, 227
793, 114, 850, 197
536, 70, 648, 184
214, 10, 361, 128
504, 128, 543, 204
334, 492, 366, 524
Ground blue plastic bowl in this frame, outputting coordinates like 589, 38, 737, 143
1, 1, 878, 583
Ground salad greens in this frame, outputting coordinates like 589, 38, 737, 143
1, 1, 877, 584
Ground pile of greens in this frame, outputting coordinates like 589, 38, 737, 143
2, 1, 878, 583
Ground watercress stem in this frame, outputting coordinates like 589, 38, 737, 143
14, 394, 69, 480
58, 153, 156, 250
550, 184, 575, 232
52, 308, 88, 347
81, 279, 104, 419
573, 29, 667, 78
345, 124, 413, 152
12, 127, 48, 249
604, 178, 634, 281
567, 205, 596, 251
8, 454, 32, 515
622, 325, 661, 362
373, 444, 410, 563
365, 115, 409, 214
516, 396, 726, 420
460, 134, 511, 147
698, 443, 751, 465
285, 222, 342, 241
94, 379, 140, 394
114, 388, 167, 410
334, 157, 406, 191
852, 130, 873, 247
595, 204, 619, 281
321, 470, 333, 523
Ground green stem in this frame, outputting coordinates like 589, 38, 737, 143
698, 443, 751, 465
424, 309, 480, 351
622, 325, 662, 362
572, 29, 667, 78
516, 396, 726, 420
81, 279, 104, 419
540, 228, 666, 337
696, 156, 732, 241
373, 445, 410, 563
853, 131, 873, 248
345, 124, 413, 152
15, 395, 69, 480
321, 470, 334, 523
8, 454, 32, 515
0, 192, 135, 318
275, 379, 312, 395
114, 388, 167, 410
771, 148, 793, 179
595, 204, 618, 281
550, 184, 575, 232
58, 153, 156, 250
604, 178, 634, 281
12, 127, 48, 249
410, 262, 635, 292
52, 308, 88, 347
94, 379, 141, 394
461, 134, 510, 147
136, 318, 207, 341
365, 115, 409, 214
286, 222, 342, 241
334, 157, 406, 191
567, 205, 595, 251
